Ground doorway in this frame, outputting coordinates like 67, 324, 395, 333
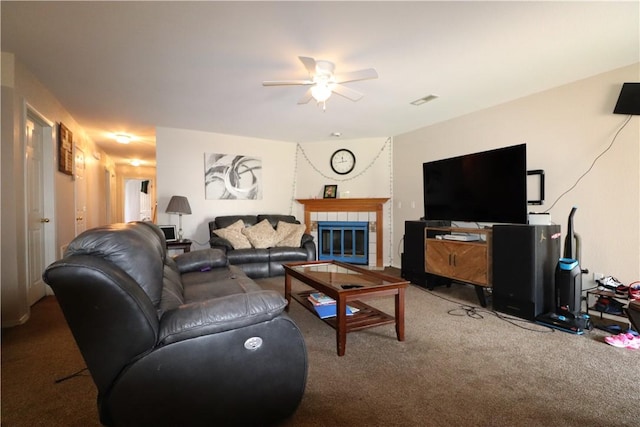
124, 178, 154, 222
105, 169, 113, 223
25, 107, 56, 305
74, 145, 86, 235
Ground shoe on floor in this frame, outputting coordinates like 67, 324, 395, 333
603, 324, 622, 334
604, 332, 640, 349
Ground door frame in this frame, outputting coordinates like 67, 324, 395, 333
74, 144, 86, 236
105, 169, 113, 223
124, 177, 155, 222
23, 103, 56, 296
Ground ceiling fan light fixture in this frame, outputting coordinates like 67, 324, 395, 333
314, 60, 335, 76
263, 56, 377, 109
311, 83, 332, 103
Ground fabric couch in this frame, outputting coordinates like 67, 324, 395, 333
42, 221, 308, 427
208, 214, 316, 279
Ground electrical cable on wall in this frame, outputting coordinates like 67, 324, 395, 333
388, 137, 394, 266
543, 115, 632, 213
289, 145, 300, 216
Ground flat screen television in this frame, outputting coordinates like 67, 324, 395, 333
423, 143, 527, 224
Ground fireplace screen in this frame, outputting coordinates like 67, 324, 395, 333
318, 221, 368, 265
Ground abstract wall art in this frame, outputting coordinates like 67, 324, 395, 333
204, 153, 262, 200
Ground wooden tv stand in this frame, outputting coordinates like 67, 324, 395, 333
424, 227, 493, 306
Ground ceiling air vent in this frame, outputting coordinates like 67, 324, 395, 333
410, 94, 439, 106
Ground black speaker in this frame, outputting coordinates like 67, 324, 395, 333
401, 221, 428, 286
492, 224, 561, 320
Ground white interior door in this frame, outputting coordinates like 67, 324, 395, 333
74, 146, 87, 235
25, 117, 47, 305
105, 169, 112, 223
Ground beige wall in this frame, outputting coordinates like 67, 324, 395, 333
1, 53, 115, 326
155, 129, 395, 260
295, 137, 393, 264
394, 64, 640, 287
295, 137, 392, 201
4, 50, 638, 325
1, 54, 25, 325
156, 127, 298, 250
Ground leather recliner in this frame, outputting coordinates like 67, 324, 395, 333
209, 214, 316, 279
43, 221, 308, 426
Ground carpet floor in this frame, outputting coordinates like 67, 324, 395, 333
2, 272, 639, 426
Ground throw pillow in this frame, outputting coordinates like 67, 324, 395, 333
212, 219, 252, 249
274, 221, 306, 247
241, 219, 277, 249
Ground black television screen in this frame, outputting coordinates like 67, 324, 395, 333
423, 144, 527, 224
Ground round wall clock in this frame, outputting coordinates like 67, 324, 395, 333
330, 149, 356, 175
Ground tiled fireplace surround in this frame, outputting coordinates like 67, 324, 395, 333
296, 198, 389, 268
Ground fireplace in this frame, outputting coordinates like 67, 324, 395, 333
296, 198, 389, 267
318, 221, 369, 264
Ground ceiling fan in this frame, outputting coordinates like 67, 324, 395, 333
262, 56, 378, 110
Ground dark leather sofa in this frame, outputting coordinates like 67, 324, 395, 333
43, 221, 307, 426
209, 214, 316, 279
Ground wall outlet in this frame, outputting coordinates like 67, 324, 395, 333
592, 272, 604, 282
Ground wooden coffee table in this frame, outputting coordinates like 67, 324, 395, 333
283, 260, 409, 356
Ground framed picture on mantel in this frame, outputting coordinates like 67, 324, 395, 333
323, 184, 337, 199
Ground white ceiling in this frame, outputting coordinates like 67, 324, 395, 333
2, 1, 638, 166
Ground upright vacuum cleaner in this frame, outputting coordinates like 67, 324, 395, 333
536, 207, 592, 334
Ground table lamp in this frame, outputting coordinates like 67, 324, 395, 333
165, 195, 191, 241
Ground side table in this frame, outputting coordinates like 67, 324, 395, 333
166, 239, 192, 253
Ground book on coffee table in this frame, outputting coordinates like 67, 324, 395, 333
311, 303, 358, 319
308, 292, 335, 306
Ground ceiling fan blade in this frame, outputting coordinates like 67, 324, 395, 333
332, 84, 364, 102
297, 88, 313, 104
263, 80, 313, 86
334, 68, 378, 84
298, 56, 317, 76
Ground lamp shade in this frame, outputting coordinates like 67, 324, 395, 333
613, 83, 640, 115
166, 196, 192, 215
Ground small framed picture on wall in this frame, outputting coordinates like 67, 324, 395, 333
58, 122, 73, 175
323, 184, 337, 199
